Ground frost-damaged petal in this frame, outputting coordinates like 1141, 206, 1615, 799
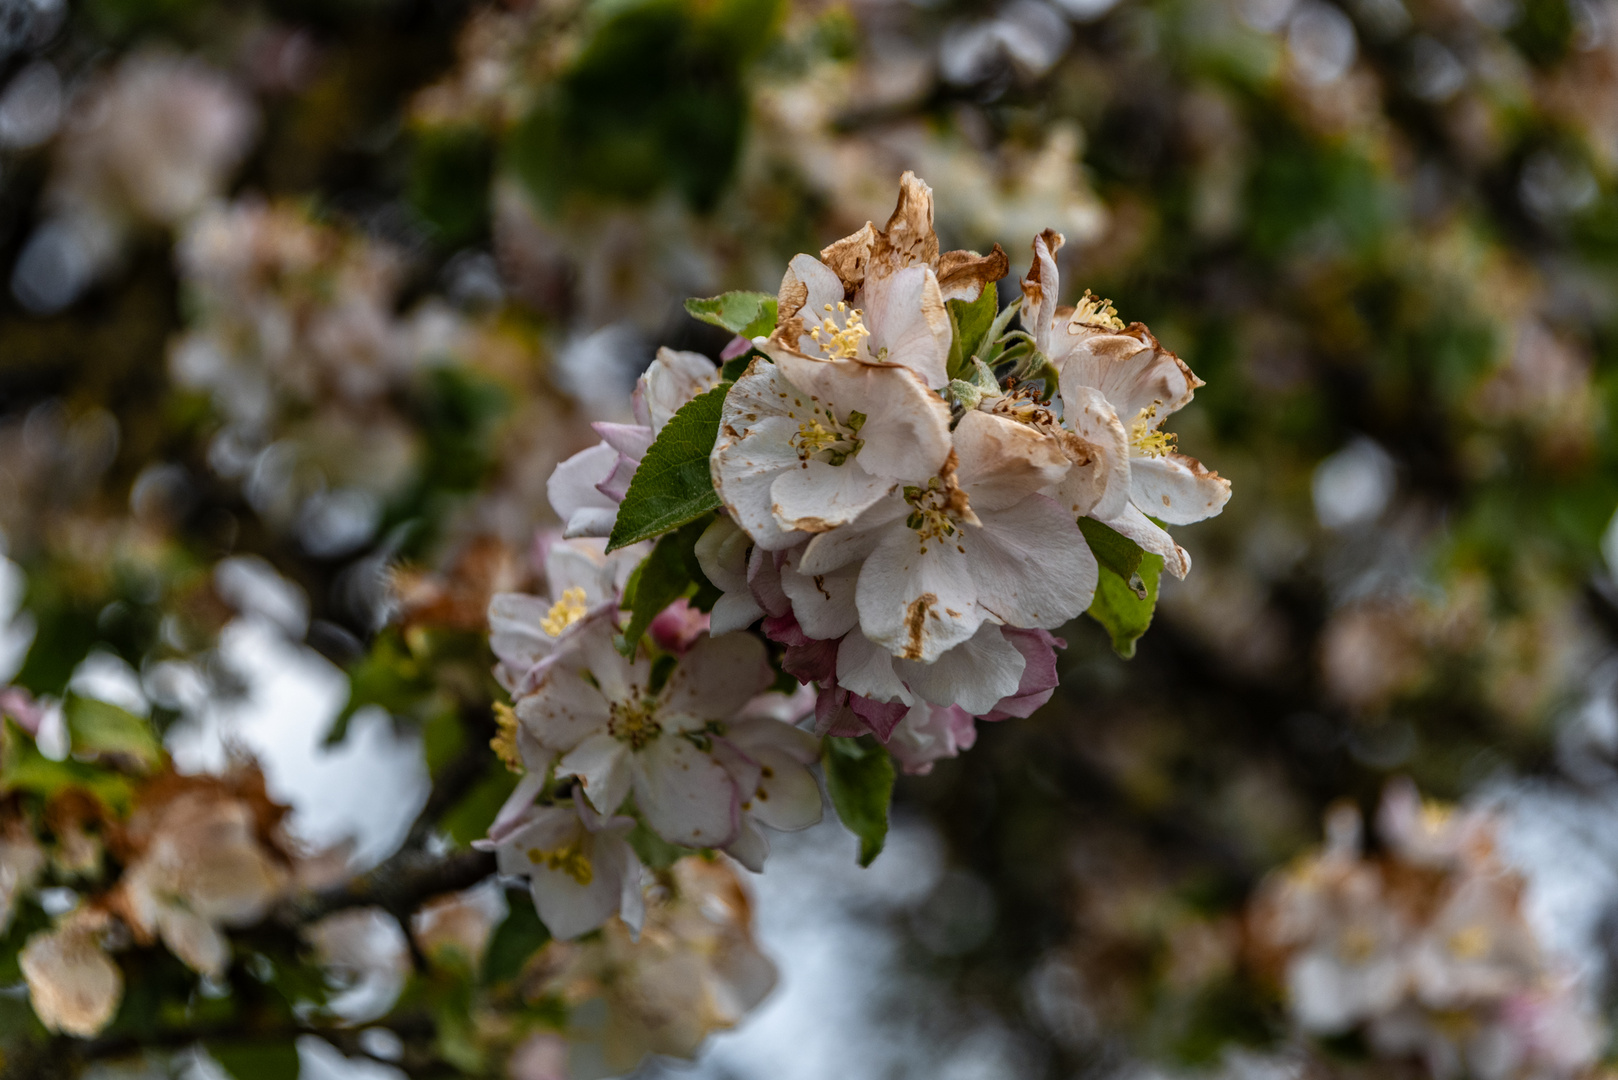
779, 545, 859, 640
936, 244, 1009, 304
1097, 503, 1191, 579
770, 458, 893, 534
1058, 329, 1200, 424
971, 496, 1098, 629
771, 351, 952, 481
712, 414, 806, 552
547, 442, 621, 539
857, 534, 982, 663
1128, 453, 1231, 526
1059, 382, 1131, 521
896, 620, 1027, 716
836, 631, 913, 704
820, 222, 876, 294
859, 264, 951, 388
777, 255, 846, 354
558, 732, 632, 817
643, 347, 719, 433
659, 632, 772, 724
516, 667, 613, 752
954, 409, 1070, 511
633, 737, 740, 847
1020, 229, 1064, 360
869, 170, 941, 279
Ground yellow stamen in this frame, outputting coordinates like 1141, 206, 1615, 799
607, 699, 660, 750
527, 840, 593, 886
1128, 402, 1177, 458
807, 302, 872, 359
1447, 924, 1491, 960
541, 586, 589, 637
491, 702, 523, 773
1074, 290, 1124, 331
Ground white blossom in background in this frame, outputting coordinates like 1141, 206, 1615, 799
20, 908, 123, 1038
1250, 781, 1606, 1080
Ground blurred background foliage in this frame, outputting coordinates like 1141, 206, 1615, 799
3, 0, 1618, 1076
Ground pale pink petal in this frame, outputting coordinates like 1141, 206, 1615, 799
985, 628, 1064, 720
1128, 453, 1232, 526
895, 620, 1026, 715
516, 667, 612, 752
632, 737, 740, 847
779, 546, 860, 640
886, 703, 976, 776
658, 632, 772, 727
856, 529, 983, 662
595, 452, 638, 502
488, 593, 556, 676
859, 264, 951, 388
1096, 503, 1191, 579
592, 421, 654, 460
1059, 383, 1131, 521
746, 748, 822, 832
547, 442, 623, 539
953, 409, 1070, 511
643, 347, 719, 432
970, 496, 1097, 629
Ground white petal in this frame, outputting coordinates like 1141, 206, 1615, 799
558, 732, 632, 816
725, 817, 770, 872
772, 351, 952, 482
970, 496, 1098, 629
746, 748, 822, 832
712, 414, 808, 552
835, 631, 914, 704
492, 804, 577, 874
896, 620, 1027, 715
488, 592, 556, 673
779, 255, 847, 353
856, 526, 983, 663
797, 499, 904, 575
859, 264, 951, 388
527, 829, 629, 941
953, 409, 1070, 510
1128, 453, 1232, 525
544, 542, 613, 605
694, 515, 751, 594
547, 442, 621, 539
658, 633, 773, 727
632, 738, 739, 847
770, 458, 894, 534
516, 667, 612, 752
1096, 504, 1191, 579
780, 545, 860, 640
156, 906, 229, 979
1060, 383, 1132, 521
1020, 229, 1063, 360
592, 422, 654, 460
1057, 330, 1197, 423
725, 716, 821, 764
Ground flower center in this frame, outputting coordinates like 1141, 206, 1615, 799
541, 587, 589, 636
903, 474, 973, 553
527, 839, 593, 886
807, 302, 871, 360
791, 407, 865, 466
607, 698, 661, 750
990, 386, 1057, 429
1447, 924, 1491, 960
1128, 402, 1177, 458
1073, 290, 1124, 331
490, 702, 523, 773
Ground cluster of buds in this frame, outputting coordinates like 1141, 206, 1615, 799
1249, 782, 1605, 1079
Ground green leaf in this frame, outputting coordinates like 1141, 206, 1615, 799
208, 1040, 301, 1080
441, 766, 521, 848
1076, 517, 1147, 582
607, 384, 730, 551
618, 517, 715, 656
0, 719, 133, 812
975, 296, 1022, 366
945, 281, 999, 380
482, 891, 551, 986
64, 695, 162, 771
685, 291, 778, 340
822, 735, 895, 867
1087, 552, 1164, 659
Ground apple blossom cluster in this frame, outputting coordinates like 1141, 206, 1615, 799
488, 171, 1230, 943
1249, 781, 1605, 1080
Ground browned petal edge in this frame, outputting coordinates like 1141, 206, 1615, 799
1126, 321, 1207, 396
1169, 451, 1229, 487
819, 221, 876, 296
870, 171, 942, 280
937, 243, 1009, 302
1020, 228, 1064, 309
771, 265, 812, 352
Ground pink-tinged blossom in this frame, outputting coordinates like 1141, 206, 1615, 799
648, 598, 710, 655
548, 348, 718, 538
479, 788, 645, 941
515, 618, 772, 848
